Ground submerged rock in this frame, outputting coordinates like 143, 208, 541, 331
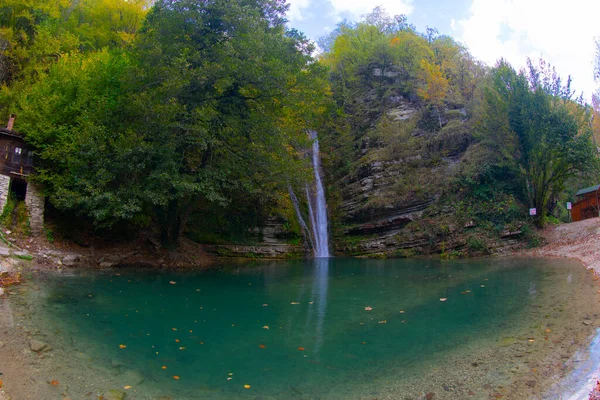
121, 370, 145, 386
103, 390, 126, 400
29, 339, 48, 352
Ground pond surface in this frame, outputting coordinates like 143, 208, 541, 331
9, 257, 600, 399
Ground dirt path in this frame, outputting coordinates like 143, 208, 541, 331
531, 217, 600, 273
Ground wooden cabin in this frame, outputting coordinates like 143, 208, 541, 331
572, 184, 600, 222
0, 115, 44, 234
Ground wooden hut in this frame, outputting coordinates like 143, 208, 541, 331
0, 115, 44, 234
572, 184, 600, 222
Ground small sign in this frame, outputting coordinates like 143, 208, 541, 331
529, 208, 537, 216
567, 202, 572, 210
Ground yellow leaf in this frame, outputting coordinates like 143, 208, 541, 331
173, 376, 180, 380
244, 384, 251, 389
124, 386, 132, 390
119, 344, 127, 349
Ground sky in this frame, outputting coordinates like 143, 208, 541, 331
287, 0, 600, 101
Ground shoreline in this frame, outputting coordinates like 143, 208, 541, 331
2, 219, 600, 399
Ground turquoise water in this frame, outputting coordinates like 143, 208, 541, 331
21, 257, 599, 399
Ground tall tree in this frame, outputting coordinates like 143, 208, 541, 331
128, 0, 328, 245
482, 60, 598, 226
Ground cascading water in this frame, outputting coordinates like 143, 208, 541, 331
287, 131, 330, 257
306, 131, 329, 258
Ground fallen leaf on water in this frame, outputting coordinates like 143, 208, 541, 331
244, 384, 251, 389
175, 339, 180, 343
124, 386, 132, 390
309, 301, 314, 305
364, 306, 373, 311
227, 377, 232, 380
440, 298, 447, 302
228, 373, 233, 376
173, 376, 180, 380
162, 366, 167, 370
172, 328, 178, 331
119, 344, 127, 349
399, 310, 405, 313
50, 380, 59, 386
378, 320, 387, 324
291, 302, 300, 305
262, 304, 268, 307
298, 347, 305, 351
361, 342, 366, 345
480, 285, 485, 288
179, 347, 186, 350
262, 325, 269, 330
259, 344, 266, 349
170, 281, 177, 285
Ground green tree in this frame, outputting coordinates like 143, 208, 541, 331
126, 0, 328, 245
482, 60, 598, 226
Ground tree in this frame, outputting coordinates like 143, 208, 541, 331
482, 60, 598, 226
417, 59, 448, 128
126, 0, 328, 245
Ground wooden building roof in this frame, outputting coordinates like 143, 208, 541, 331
576, 184, 600, 197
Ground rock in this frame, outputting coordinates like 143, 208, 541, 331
112, 359, 125, 368
13, 251, 30, 258
0, 340, 5, 348
0, 288, 4, 297
121, 370, 145, 386
0, 247, 9, 257
62, 255, 80, 267
99, 261, 116, 268
29, 339, 48, 352
583, 320, 593, 325
103, 390, 126, 400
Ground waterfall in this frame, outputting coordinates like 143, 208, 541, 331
288, 131, 330, 258
307, 131, 329, 258
288, 186, 315, 251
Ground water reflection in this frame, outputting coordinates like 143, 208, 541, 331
308, 257, 329, 357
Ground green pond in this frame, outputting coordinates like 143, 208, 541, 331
10, 257, 600, 399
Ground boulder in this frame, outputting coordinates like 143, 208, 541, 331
62, 255, 80, 267
30, 339, 48, 352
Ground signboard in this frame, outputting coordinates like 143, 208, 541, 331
567, 202, 572, 210
529, 208, 537, 216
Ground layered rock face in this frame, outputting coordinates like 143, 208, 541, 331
329, 95, 521, 257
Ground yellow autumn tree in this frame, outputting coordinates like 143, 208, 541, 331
417, 59, 449, 128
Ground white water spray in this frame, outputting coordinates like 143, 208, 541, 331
307, 131, 329, 258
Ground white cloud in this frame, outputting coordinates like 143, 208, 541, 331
457, 0, 600, 100
287, 0, 413, 24
288, 0, 312, 22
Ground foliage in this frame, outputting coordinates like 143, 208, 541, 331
479, 59, 599, 226
7, 0, 330, 246
0, 0, 149, 88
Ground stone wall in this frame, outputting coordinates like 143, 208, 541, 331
25, 181, 44, 235
0, 175, 10, 214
